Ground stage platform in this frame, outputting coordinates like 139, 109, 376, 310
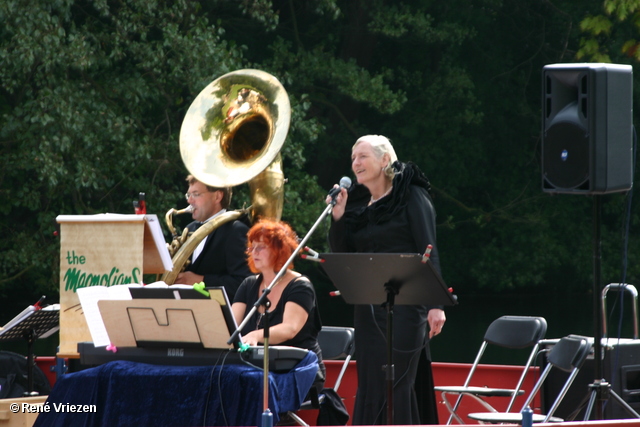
27, 356, 640, 426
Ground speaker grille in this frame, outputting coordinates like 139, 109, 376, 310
543, 121, 589, 190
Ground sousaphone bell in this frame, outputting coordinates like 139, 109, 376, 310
163, 69, 290, 285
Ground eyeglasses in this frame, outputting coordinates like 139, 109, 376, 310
248, 244, 268, 253
184, 191, 210, 201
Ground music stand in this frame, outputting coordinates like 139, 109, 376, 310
0, 306, 59, 395
320, 252, 458, 424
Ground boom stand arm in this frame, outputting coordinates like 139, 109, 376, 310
227, 202, 334, 427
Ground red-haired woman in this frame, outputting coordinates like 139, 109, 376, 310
231, 218, 325, 391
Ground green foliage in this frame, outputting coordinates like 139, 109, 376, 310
0, 0, 248, 297
1, 0, 639, 309
578, 0, 640, 61
580, 15, 613, 35
0, 0, 397, 300
604, 0, 640, 20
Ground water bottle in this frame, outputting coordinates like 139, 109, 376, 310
521, 406, 533, 427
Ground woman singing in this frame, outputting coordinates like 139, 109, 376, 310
328, 134, 446, 425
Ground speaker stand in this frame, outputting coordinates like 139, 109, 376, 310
583, 380, 640, 420
581, 195, 640, 420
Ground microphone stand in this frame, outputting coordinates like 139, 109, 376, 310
261, 300, 273, 427
227, 199, 336, 427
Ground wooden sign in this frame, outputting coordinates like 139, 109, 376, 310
56, 214, 172, 357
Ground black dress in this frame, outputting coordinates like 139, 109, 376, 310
234, 274, 326, 391
329, 161, 442, 425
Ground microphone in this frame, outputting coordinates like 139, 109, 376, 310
328, 176, 352, 200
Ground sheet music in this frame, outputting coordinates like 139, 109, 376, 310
77, 284, 139, 347
143, 215, 173, 271
143, 281, 193, 289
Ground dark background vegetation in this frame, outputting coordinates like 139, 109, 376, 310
2, 0, 640, 363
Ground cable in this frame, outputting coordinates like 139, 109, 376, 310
202, 349, 233, 426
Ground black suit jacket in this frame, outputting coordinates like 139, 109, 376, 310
185, 216, 251, 300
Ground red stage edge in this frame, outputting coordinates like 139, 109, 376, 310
35, 357, 640, 426
294, 360, 542, 425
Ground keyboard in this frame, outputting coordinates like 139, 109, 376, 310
77, 342, 309, 372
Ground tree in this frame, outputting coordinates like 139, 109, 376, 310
0, 0, 403, 302
280, 0, 637, 294
578, 0, 640, 61
1, 0, 637, 313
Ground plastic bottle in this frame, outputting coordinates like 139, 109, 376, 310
521, 406, 533, 427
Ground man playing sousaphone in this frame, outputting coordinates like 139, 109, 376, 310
175, 174, 251, 300
167, 69, 289, 299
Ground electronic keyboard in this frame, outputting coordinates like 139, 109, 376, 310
77, 342, 309, 372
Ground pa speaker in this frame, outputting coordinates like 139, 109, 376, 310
542, 339, 640, 420
542, 63, 633, 194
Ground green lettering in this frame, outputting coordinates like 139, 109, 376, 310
63, 265, 142, 291
108, 267, 119, 286
88, 274, 100, 287
132, 267, 141, 284
64, 268, 81, 292
78, 272, 87, 289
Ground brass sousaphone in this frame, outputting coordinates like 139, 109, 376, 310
162, 69, 290, 285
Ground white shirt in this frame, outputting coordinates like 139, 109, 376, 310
192, 209, 227, 262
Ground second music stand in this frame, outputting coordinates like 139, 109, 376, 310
0, 305, 59, 395
320, 252, 457, 425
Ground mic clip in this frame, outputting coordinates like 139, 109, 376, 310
421, 244, 433, 264
300, 246, 324, 263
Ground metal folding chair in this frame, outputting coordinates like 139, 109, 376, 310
287, 326, 355, 426
434, 315, 548, 424
467, 334, 592, 424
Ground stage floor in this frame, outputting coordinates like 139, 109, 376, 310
32, 356, 640, 426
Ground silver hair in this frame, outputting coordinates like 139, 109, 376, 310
353, 135, 398, 179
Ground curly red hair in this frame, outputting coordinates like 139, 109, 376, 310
246, 219, 299, 273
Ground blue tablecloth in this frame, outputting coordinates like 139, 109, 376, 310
34, 352, 318, 427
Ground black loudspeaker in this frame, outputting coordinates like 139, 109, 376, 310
542, 339, 640, 420
542, 63, 634, 194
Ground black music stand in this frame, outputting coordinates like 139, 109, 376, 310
320, 253, 458, 424
0, 305, 59, 395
